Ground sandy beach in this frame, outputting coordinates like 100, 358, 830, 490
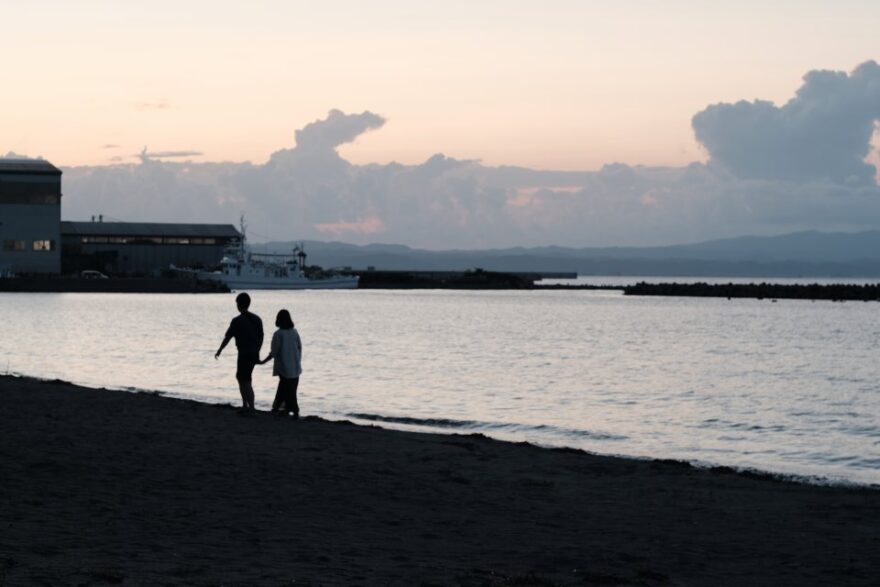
1, 375, 878, 586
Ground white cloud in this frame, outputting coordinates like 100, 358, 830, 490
289, 109, 385, 154
692, 60, 880, 185
55, 67, 880, 248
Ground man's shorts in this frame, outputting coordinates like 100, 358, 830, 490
236, 354, 258, 382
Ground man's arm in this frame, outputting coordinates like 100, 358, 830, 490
215, 323, 234, 359
260, 330, 279, 365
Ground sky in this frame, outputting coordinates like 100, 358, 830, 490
3, 1, 880, 248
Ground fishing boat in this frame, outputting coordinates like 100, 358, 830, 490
191, 219, 359, 290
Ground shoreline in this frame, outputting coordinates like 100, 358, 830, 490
5, 373, 875, 490
2, 374, 878, 585
0, 276, 228, 293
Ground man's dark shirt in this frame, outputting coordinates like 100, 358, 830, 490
226, 311, 264, 360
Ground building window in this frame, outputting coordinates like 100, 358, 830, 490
2, 240, 26, 251
79, 235, 222, 245
33, 240, 55, 251
0, 193, 60, 205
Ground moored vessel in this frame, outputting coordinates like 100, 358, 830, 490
190, 218, 359, 290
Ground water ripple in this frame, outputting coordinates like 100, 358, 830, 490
2, 290, 879, 485
348, 412, 628, 441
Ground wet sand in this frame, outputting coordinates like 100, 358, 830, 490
1, 375, 878, 585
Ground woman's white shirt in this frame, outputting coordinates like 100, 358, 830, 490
271, 328, 302, 378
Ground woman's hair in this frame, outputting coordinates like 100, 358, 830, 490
275, 309, 294, 329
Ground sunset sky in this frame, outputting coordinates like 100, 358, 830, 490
3, 1, 880, 248
4, 1, 878, 170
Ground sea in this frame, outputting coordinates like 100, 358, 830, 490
2, 278, 879, 485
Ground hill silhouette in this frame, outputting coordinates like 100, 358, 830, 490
258, 230, 880, 277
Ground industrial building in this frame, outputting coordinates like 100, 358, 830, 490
1, 157, 241, 277
0, 159, 62, 275
61, 221, 241, 275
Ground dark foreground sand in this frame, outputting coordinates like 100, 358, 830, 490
1, 376, 878, 586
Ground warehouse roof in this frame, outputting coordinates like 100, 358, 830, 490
61, 221, 241, 238
0, 159, 62, 175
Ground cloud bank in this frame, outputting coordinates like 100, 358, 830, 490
54, 62, 880, 248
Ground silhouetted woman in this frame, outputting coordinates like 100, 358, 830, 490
259, 309, 303, 418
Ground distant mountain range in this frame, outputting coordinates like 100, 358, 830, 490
259, 230, 880, 277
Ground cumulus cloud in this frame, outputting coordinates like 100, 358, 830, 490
693, 60, 880, 185
289, 109, 385, 154
54, 69, 880, 249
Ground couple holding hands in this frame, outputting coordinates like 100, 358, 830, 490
215, 292, 303, 418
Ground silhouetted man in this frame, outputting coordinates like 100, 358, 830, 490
215, 292, 263, 414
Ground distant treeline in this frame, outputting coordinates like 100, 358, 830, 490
623, 282, 880, 301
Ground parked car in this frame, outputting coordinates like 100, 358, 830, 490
80, 270, 109, 279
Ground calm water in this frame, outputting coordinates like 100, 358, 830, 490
1, 288, 878, 485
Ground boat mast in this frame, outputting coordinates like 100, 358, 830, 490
239, 214, 248, 259
296, 243, 307, 269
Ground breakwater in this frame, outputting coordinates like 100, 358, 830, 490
622, 281, 880, 301
356, 269, 544, 289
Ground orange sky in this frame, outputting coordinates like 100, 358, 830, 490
2, 1, 878, 170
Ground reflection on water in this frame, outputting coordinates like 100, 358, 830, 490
1, 289, 878, 484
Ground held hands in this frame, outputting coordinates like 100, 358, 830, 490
215, 350, 270, 364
